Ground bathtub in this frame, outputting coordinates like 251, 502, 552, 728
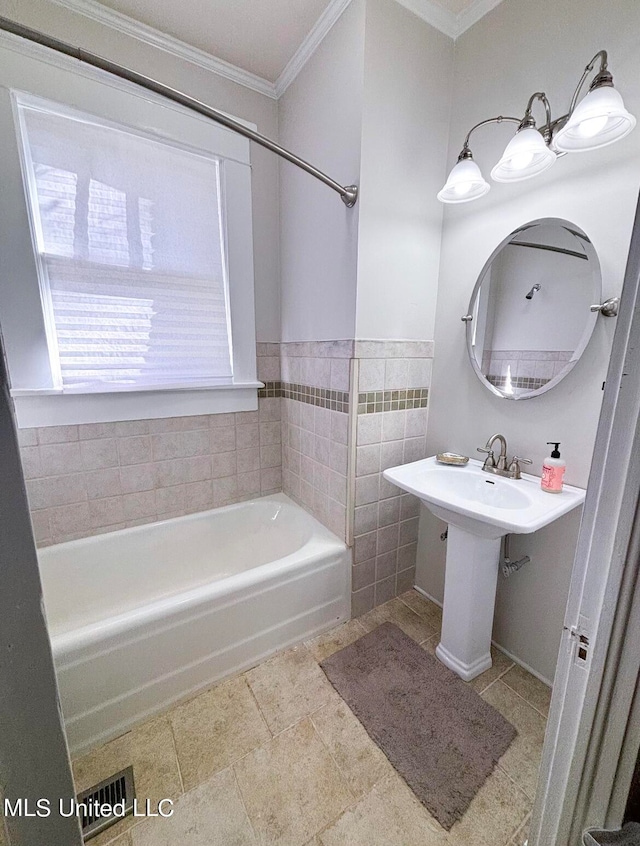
37, 493, 351, 755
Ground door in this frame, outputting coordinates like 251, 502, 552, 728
0, 345, 82, 844
530, 192, 640, 846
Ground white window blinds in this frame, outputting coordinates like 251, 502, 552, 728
18, 101, 233, 391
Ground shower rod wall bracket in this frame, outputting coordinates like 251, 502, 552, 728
341, 185, 359, 208
0, 15, 358, 208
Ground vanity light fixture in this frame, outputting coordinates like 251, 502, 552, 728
437, 147, 490, 203
438, 51, 635, 204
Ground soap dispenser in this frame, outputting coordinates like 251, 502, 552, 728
541, 442, 566, 493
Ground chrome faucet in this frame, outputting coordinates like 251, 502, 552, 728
477, 433, 532, 479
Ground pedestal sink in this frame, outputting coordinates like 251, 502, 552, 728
383, 457, 585, 680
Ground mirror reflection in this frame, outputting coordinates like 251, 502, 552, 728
467, 219, 601, 399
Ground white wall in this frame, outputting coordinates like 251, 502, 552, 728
278, 0, 365, 343
0, 0, 281, 342
278, 0, 452, 345
416, 0, 640, 682
355, 0, 453, 341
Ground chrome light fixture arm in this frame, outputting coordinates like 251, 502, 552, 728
522, 92, 553, 142
569, 50, 611, 115
457, 101, 551, 162
460, 115, 522, 156
547, 50, 611, 136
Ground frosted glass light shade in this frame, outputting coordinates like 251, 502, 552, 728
437, 158, 490, 203
491, 127, 556, 182
554, 86, 636, 152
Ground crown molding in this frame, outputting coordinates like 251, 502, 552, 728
273, 0, 506, 97
395, 0, 504, 39
48, 0, 278, 99
395, 0, 458, 39
274, 0, 353, 98
45, 0, 505, 105
455, 0, 504, 36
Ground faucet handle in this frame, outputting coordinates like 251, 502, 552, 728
477, 446, 495, 467
509, 456, 533, 479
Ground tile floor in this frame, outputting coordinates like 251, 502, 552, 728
70, 590, 551, 846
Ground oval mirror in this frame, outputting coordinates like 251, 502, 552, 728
466, 218, 601, 400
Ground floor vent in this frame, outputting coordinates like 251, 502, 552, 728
77, 766, 135, 841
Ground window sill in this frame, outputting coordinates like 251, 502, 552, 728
10, 381, 263, 397
12, 382, 264, 429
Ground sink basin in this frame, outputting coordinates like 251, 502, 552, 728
383, 455, 586, 681
383, 456, 585, 539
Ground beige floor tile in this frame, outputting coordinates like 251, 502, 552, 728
398, 590, 443, 630
245, 644, 337, 734
305, 619, 368, 663
131, 767, 256, 846
510, 812, 531, 845
234, 718, 353, 846
448, 766, 531, 846
169, 675, 271, 791
73, 717, 182, 846
481, 681, 547, 800
311, 698, 392, 797
421, 633, 439, 653
104, 833, 133, 846
468, 647, 515, 694
502, 664, 552, 717
358, 598, 436, 643
319, 771, 448, 846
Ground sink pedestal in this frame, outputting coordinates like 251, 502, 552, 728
435, 525, 501, 681
382, 455, 586, 681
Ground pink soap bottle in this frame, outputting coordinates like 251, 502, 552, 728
541, 442, 566, 493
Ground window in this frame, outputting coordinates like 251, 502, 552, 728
18, 100, 234, 392
0, 38, 258, 427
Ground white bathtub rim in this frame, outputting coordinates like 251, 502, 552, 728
52, 546, 347, 666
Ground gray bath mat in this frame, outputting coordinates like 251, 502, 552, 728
320, 622, 517, 830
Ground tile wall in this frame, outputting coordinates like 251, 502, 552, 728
351, 342, 432, 616
18, 345, 282, 546
279, 339, 433, 615
280, 341, 353, 542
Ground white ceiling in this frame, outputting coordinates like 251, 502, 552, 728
57, 0, 503, 93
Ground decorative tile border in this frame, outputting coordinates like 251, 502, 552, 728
487, 375, 549, 391
259, 381, 349, 413
258, 381, 283, 398
357, 388, 428, 414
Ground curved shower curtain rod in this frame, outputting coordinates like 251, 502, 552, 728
0, 15, 359, 208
